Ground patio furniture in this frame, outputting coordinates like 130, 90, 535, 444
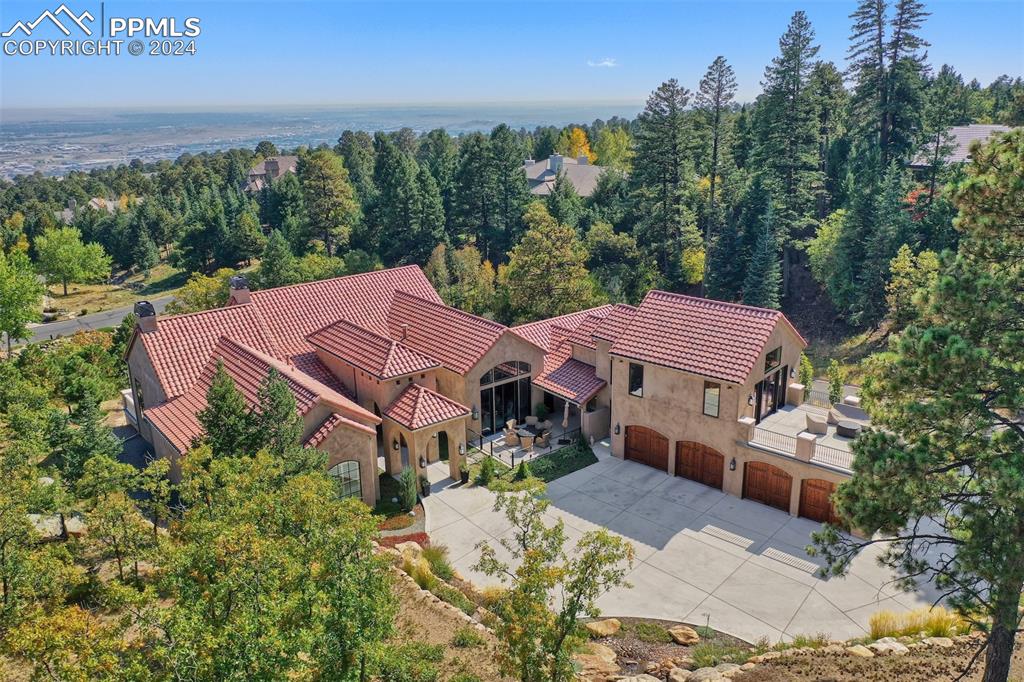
504, 430, 520, 446
519, 433, 535, 452
525, 415, 539, 427
836, 420, 862, 438
506, 419, 517, 430
534, 431, 551, 449
827, 408, 844, 426
805, 412, 827, 435
539, 419, 553, 431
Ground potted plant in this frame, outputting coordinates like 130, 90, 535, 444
534, 403, 550, 421
419, 473, 431, 498
459, 460, 470, 485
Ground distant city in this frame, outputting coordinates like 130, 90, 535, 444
0, 103, 643, 179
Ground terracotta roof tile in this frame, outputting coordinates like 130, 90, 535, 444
533, 340, 606, 405
307, 319, 439, 379
511, 305, 613, 351
564, 312, 609, 350
592, 304, 637, 343
387, 291, 511, 375
383, 383, 469, 430
146, 337, 377, 453
303, 413, 374, 448
610, 291, 804, 385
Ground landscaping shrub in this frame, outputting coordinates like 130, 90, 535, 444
374, 642, 445, 682
788, 632, 831, 649
477, 456, 496, 485
869, 607, 968, 639
691, 642, 748, 668
377, 532, 429, 549
451, 626, 485, 648
514, 460, 532, 481
403, 556, 437, 591
431, 582, 475, 615
422, 544, 454, 581
399, 468, 418, 511
625, 621, 672, 644
868, 610, 901, 639
479, 584, 507, 607
827, 359, 843, 404
449, 674, 481, 682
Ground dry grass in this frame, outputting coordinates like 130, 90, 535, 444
44, 263, 186, 318
805, 325, 889, 386
868, 607, 969, 639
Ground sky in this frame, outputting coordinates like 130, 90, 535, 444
0, 0, 1022, 110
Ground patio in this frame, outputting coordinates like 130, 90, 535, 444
750, 404, 870, 471
470, 411, 582, 467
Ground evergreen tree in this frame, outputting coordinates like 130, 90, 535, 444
227, 208, 267, 266
297, 150, 358, 257
704, 215, 744, 302
417, 129, 458, 241
56, 391, 122, 483
696, 56, 738, 232
808, 61, 848, 218
369, 133, 420, 263
131, 229, 159, 274
545, 173, 585, 230
489, 124, 531, 255
196, 362, 253, 458
336, 130, 377, 205
412, 164, 446, 262
256, 230, 297, 289
451, 132, 495, 257
265, 171, 305, 235
742, 205, 782, 309
250, 369, 309, 467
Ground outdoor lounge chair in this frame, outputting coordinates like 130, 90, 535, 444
525, 416, 539, 427
805, 412, 827, 435
534, 431, 551, 449
504, 430, 520, 447
506, 419, 517, 430
827, 408, 844, 426
539, 419, 553, 431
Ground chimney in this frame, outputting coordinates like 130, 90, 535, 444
67, 198, 77, 212
134, 301, 158, 333
263, 157, 280, 180
228, 275, 251, 305
548, 154, 563, 174
523, 158, 534, 167
577, 154, 589, 166
400, 323, 409, 340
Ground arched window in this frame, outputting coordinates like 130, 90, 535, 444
480, 361, 531, 387
328, 460, 362, 500
478, 361, 533, 435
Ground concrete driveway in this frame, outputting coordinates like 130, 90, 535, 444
422, 441, 942, 644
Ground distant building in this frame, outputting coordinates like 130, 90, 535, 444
523, 154, 606, 197
245, 155, 298, 193
909, 124, 1013, 170
56, 196, 138, 224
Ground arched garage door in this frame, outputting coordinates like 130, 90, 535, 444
625, 426, 669, 471
675, 441, 724, 490
799, 479, 840, 525
743, 461, 792, 512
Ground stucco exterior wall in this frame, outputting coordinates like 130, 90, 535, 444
312, 349, 437, 416
737, 322, 805, 421
319, 425, 379, 507
460, 332, 547, 438
126, 334, 168, 445
727, 444, 849, 517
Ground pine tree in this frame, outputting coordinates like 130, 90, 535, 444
451, 132, 495, 256
417, 129, 458, 242
250, 369, 303, 459
196, 362, 253, 458
257, 230, 297, 289
336, 130, 377, 205
545, 173, 585, 230
58, 391, 122, 483
742, 205, 782, 309
131, 229, 159, 274
369, 133, 421, 264
297, 150, 358, 257
489, 124, 531, 255
696, 56, 738, 232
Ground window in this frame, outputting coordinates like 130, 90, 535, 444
703, 381, 720, 418
764, 346, 782, 373
328, 460, 362, 500
628, 363, 644, 397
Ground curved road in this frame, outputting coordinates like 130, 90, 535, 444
24, 295, 174, 344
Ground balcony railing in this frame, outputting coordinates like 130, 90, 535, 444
751, 427, 798, 454
805, 388, 832, 409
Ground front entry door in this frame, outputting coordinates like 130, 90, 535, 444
755, 371, 780, 424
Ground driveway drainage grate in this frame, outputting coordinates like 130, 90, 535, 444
700, 525, 755, 549
762, 547, 819, 573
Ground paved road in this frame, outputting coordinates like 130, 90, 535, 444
24, 295, 174, 344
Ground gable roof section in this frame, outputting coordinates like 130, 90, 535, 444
511, 305, 613, 352
307, 318, 439, 379
387, 291, 512, 375
146, 337, 378, 453
592, 304, 637, 343
138, 304, 282, 399
533, 337, 606, 405
610, 291, 805, 385
564, 312, 609, 350
383, 383, 470, 430
249, 265, 442, 357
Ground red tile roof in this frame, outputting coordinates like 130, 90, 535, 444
145, 337, 377, 453
511, 305, 613, 351
610, 291, 805, 385
387, 291, 521, 375
533, 339, 606, 405
592, 304, 637, 343
307, 318, 439, 379
383, 383, 469, 430
564, 312, 609, 350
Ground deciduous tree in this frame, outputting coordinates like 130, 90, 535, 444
34, 227, 111, 296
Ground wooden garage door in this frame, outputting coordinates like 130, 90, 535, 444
625, 426, 669, 471
675, 441, 724, 490
743, 461, 792, 512
799, 479, 840, 525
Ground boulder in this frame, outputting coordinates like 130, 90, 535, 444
587, 618, 623, 638
668, 625, 701, 645
668, 668, 691, 682
846, 645, 874, 658
922, 636, 954, 649
394, 541, 423, 557
673, 656, 695, 670
618, 675, 661, 682
868, 637, 909, 657
739, 663, 756, 671
687, 668, 725, 682
715, 663, 741, 678
574, 645, 620, 681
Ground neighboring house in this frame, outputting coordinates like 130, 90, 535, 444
524, 154, 606, 197
127, 264, 856, 521
56, 196, 139, 224
244, 155, 299, 193
909, 123, 1013, 171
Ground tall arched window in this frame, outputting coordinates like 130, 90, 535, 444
479, 361, 532, 435
328, 460, 362, 500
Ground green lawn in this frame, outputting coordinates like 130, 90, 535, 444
469, 439, 598, 492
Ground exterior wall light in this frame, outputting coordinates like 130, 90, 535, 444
729, 457, 737, 471
392, 439, 399, 451
418, 456, 426, 469
471, 405, 479, 420
614, 423, 621, 435
458, 443, 465, 455
747, 394, 754, 406
790, 367, 797, 378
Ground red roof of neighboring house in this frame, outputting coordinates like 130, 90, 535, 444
383, 383, 469, 430
533, 338, 606, 405
307, 318, 438, 379
592, 304, 637, 343
610, 291, 805, 385
511, 305, 613, 351
145, 337, 377, 453
387, 291, 522, 375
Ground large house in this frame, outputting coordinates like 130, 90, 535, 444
244, 155, 298, 193
126, 265, 855, 522
909, 123, 1012, 171
524, 154, 606, 196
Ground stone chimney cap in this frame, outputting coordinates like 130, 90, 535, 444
229, 275, 249, 290
134, 301, 156, 318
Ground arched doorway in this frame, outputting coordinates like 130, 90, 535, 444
675, 441, 724, 490
624, 425, 669, 471
799, 479, 840, 524
438, 431, 449, 461
742, 461, 792, 512
399, 433, 410, 470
